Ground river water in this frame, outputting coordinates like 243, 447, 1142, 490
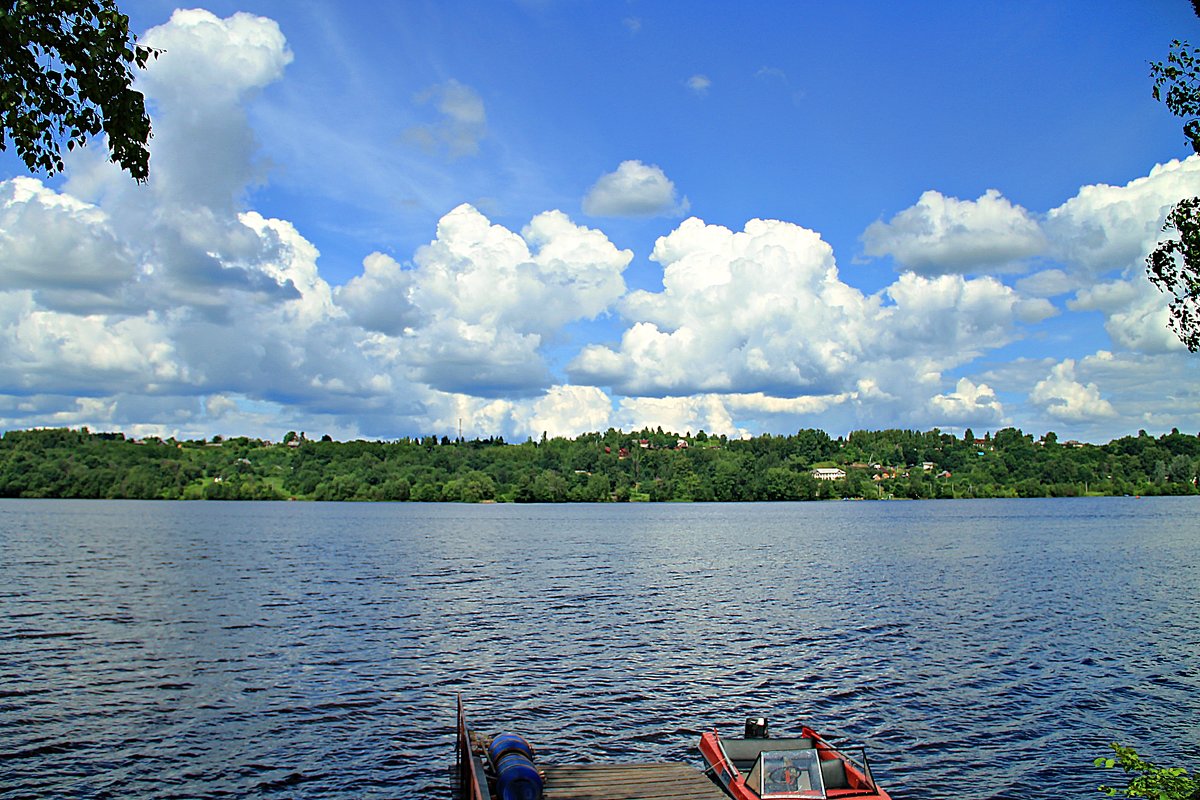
1, 498, 1197, 799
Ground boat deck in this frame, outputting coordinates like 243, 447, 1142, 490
541, 763, 727, 800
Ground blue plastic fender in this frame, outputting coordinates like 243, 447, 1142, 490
488, 733, 542, 800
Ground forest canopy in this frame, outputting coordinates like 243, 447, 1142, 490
0, 426, 1197, 502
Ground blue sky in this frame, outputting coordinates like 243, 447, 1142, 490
1, 1, 1198, 443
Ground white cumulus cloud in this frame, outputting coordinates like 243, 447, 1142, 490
572, 216, 861, 395
878, 273, 1056, 363
333, 252, 423, 336
862, 188, 1046, 274
0, 178, 139, 313
0, 11, 414, 440
1030, 359, 1118, 422
1045, 156, 1200, 275
394, 204, 631, 396
515, 385, 615, 439
929, 378, 1005, 427
1015, 268, 1078, 298
861, 158, 1200, 360
582, 160, 689, 218
1070, 275, 1184, 354
572, 216, 1048, 410
617, 395, 746, 439
135, 8, 293, 210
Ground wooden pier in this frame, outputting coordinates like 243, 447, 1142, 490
541, 763, 727, 800
455, 696, 727, 800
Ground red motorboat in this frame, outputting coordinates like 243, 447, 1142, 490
699, 718, 893, 800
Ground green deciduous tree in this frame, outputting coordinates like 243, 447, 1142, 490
0, 0, 155, 179
1147, 3, 1200, 350
1147, 197, 1200, 351
1152, 27, 1200, 154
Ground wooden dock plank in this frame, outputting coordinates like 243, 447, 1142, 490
542, 763, 727, 800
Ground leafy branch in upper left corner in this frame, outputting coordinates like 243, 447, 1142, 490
0, 0, 158, 181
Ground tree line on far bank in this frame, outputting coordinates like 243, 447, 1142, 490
0, 425, 1197, 503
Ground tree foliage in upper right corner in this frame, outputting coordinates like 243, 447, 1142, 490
0, 0, 155, 180
1147, 2, 1200, 352
1152, 38, 1200, 156
1147, 197, 1200, 351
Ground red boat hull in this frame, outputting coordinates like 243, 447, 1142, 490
699, 727, 892, 800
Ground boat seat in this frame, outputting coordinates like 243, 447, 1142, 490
820, 757, 849, 789
722, 737, 815, 772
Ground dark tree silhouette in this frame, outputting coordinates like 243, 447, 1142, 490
0, 0, 156, 180
1146, 1, 1200, 350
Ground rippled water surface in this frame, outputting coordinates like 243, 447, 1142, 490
1, 498, 1198, 799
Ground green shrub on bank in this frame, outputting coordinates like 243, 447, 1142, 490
1096, 743, 1200, 799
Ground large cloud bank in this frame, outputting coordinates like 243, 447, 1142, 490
570, 217, 1051, 418
1, 9, 1198, 443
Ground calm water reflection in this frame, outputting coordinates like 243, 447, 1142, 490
1, 498, 1197, 798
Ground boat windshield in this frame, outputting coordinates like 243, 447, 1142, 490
754, 749, 825, 799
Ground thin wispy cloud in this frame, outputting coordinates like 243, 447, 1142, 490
403, 79, 487, 160
686, 74, 711, 96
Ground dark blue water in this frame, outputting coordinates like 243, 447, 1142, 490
1, 498, 1197, 799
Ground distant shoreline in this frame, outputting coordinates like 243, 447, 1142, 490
1, 426, 1196, 503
